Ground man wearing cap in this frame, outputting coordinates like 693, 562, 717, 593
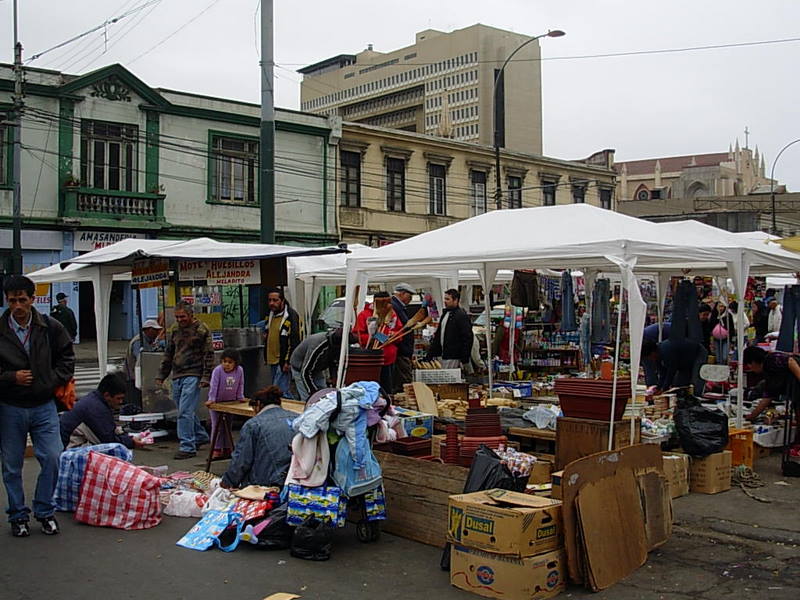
767, 297, 783, 335
50, 292, 77, 341
125, 319, 164, 407
391, 283, 415, 392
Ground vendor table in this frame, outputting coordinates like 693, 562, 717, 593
507, 426, 557, 456
203, 399, 304, 471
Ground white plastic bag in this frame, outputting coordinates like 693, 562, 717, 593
201, 486, 235, 514
164, 490, 208, 518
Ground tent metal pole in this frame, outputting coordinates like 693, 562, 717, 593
483, 263, 494, 392
609, 276, 624, 451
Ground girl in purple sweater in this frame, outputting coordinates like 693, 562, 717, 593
206, 348, 245, 458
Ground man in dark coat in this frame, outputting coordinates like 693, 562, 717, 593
50, 292, 77, 340
426, 288, 473, 370
0, 275, 74, 537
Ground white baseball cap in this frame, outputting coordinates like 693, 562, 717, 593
142, 319, 163, 329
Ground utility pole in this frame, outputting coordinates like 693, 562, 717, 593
259, 0, 275, 243
11, 0, 24, 274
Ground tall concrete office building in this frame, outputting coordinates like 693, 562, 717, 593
299, 24, 543, 155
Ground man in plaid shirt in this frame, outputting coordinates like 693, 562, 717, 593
156, 302, 214, 459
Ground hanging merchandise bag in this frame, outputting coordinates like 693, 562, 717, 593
75, 451, 163, 530
673, 392, 729, 457
176, 509, 244, 552
54, 443, 133, 512
290, 516, 334, 561
332, 437, 383, 497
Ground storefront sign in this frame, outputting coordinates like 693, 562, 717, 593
132, 259, 170, 288
74, 231, 145, 252
178, 260, 261, 286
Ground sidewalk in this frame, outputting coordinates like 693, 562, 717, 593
73, 339, 130, 364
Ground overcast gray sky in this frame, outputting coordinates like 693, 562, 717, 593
4, 0, 800, 189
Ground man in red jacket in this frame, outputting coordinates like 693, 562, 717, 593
354, 291, 402, 392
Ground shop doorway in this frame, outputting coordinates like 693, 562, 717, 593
78, 281, 97, 341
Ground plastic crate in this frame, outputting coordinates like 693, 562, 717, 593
413, 369, 462, 384
726, 428, 754, 468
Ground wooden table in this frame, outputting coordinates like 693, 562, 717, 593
204, 399, 304, 471
507, 426, 557, 458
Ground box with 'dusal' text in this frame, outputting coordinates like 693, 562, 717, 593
448, 489, 562, 557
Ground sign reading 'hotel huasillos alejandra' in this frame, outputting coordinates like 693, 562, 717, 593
178, 260, 261, 286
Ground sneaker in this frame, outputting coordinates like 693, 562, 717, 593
37, 516, 60, 536
10, 520, 30, 538
173, 451, 197, 460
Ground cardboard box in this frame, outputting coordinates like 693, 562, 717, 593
689, 450, 732, 494
394, 407, 434, 439
448, 489, 562, 557
550, 470, 564, 500
555, 416, 640, 469
450, 546, 566, 600
529, 460, 553, 485
662, 454, 690, 499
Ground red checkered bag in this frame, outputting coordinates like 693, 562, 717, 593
232, 499, 273, 522
75, 451, 164, 530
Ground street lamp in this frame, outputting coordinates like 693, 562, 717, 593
493, 29, 565, 210
770, 138, 800, 235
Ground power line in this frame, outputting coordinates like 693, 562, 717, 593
26, 0, 163, 63
128, 0, 222, 65
281, 35, 800, 68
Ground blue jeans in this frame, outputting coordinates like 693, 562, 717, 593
291, 367, 326, 403
0, 402, 63, 522
777, 285, 800, 352
172, 376, 209, 453
591, 278, 611, 343
714, 337, 730, 365
561, 270, 577, 332
270, 364, 293, 399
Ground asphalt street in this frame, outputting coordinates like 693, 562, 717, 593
1, 441, 797, 600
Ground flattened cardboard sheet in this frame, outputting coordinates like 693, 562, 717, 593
576, 470, 648, 591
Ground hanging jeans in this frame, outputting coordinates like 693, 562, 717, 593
670, 280, 702, 343
714, 337, 730, 365
591, 278, 611, 343
561, 270, 577, 332
777, 285, 800, 352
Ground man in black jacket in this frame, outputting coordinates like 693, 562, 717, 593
391, 282, 415, 392
263, 287, 300, 399
50, 292, 77, 341
427, 288, 473, 370
0, 275, 74, 538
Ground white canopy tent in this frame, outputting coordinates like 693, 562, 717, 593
27, 237, 344, 374
337, 204, 800, 441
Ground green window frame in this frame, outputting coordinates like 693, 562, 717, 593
0, 115, 13, 189
207, 130, 260, 205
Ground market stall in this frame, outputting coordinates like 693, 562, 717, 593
338, 204, 800, 436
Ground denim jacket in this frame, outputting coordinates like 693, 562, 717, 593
221, 405, 296, 488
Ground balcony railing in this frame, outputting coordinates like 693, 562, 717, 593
63, 187, 165, 222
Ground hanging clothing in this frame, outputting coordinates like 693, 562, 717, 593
777, 286, 800, 352
591, 278, 611, 343
560, 270, 577, 332
669, 280, 702, 343
510, 270, 539, 309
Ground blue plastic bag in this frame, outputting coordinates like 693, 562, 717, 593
176, 509, 244, 552
286, 484, 345, 528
